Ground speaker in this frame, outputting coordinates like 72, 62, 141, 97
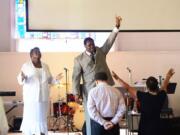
13, 117, 22, 131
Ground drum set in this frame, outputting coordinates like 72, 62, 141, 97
48, 94, 84, 132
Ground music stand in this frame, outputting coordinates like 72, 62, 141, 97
167, 82, 177, 94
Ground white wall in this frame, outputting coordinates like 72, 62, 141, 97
0, 52, 180, 117
0, 0, 16, 52
0, 0, 11, 51
115, 32, 180, 51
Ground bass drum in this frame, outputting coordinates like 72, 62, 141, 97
73, 105, 85, 130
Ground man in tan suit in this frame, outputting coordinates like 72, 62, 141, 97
72, 16, 122, 135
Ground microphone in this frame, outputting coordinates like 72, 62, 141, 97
64, 67, 68, 71
126, 67, 131, 73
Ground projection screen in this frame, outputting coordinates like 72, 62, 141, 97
26, 0, 180, 32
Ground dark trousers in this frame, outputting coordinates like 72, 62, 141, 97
82, 122, 87, 135
90, 119, 120, 135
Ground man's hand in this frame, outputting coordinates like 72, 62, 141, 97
115, 16, 122, 29
75, 94, 80, 103
103, 121, 114, 130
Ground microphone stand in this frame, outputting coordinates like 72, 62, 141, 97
127, 68, 133, 85
125, 92, 130, 135
159, 75, 162, 86
126, 67, 138, 134
127, 68, 138, 112
64, 68, 69, 134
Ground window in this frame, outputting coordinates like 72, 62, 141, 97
15, 0, 110, 52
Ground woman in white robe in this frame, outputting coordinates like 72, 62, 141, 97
17, 47, 61, 135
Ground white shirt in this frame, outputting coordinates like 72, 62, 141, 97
87, 82, 126, 125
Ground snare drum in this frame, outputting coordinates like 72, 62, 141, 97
73, 105, 85, 130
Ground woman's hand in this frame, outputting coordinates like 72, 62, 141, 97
112, 71, 119, 80
166, 68, 175, 78
56, 73, 63, 80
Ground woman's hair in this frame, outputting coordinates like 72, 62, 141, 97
146, 76, 159, 92
30, 47, 41, 56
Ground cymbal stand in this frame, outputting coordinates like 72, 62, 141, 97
49, 101, 66, 132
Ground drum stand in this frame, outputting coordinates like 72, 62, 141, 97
64, 68, 81, 132
49, 100, 66, 132
48, 68, 79, 133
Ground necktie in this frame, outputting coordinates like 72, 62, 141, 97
91, 54, 95, 63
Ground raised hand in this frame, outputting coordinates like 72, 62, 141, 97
166, 68, 175, 78
115, 16, 122, 29
160, 68, 175, 91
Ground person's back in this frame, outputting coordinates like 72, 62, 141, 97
137, 90, 167, 135
87, 72, 126, 135
112, 69, 175, 135
89, 83, 122, 118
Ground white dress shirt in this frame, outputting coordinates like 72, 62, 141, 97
87, 82, 126, 125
